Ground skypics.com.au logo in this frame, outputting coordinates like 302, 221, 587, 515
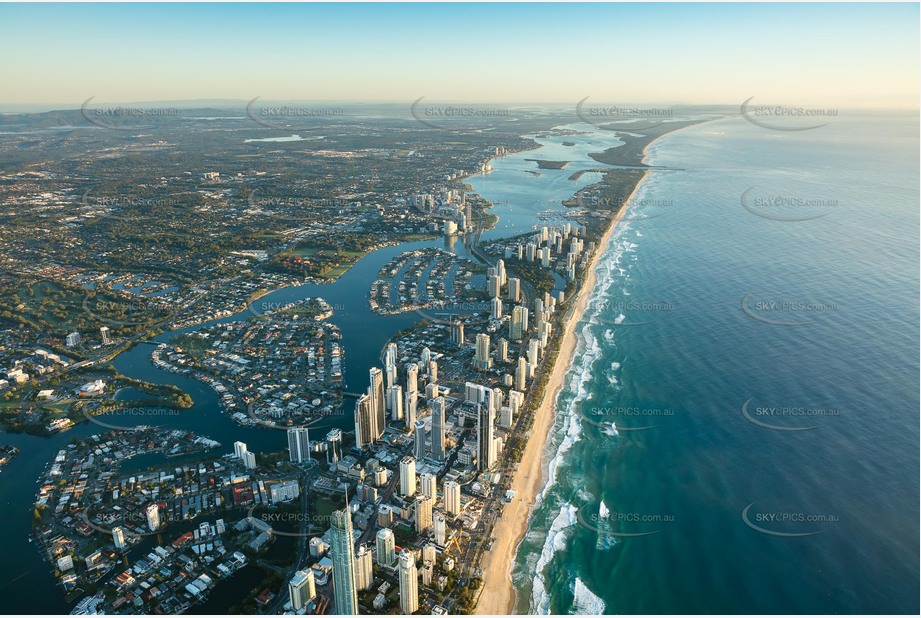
82, 406, 182, 432
741, 503, 837, 537
81, 97, 180, 131
740, 293, 838, 326
410, 97, 512, 131
740, 188, 838, 222
740, 97, 838, 132
741, 397, 839, 432
246, 97, 345, 130
576, 97, 674, 131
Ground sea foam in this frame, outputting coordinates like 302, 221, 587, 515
571, 577, 607, 614
531, 503, 578, 615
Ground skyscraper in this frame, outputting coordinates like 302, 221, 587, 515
413, 420, 426, 460
369, 367, 386, 440
474, 333, 492, 371
443, 480, 461, 516
356, 544, 374, 591
327, 428, 342, 463
287, 427, 311, 463
510, 306, 528, 341
405, 362, 418, 394
515, 357, 527, 391
451, 320, 465, 345
354, 393, 375, 448
146, 503, 160, 531
400, 456, 416, 497
112, 526, 126, 550
415, 494, 433, 532
385, 362, 397, 390
375, 528, 396, 567
509, 389, 524, 419
422, 543, 436, 564
233, 441, 248, 460
477, 404, 496, 471
404, 389, 418, 428
398, 550, 419, 615
387, 384, 404, 421
330, 507, 359, 615
528, 338, 540, 367
497, 337, 508, 362
289, 570, 316, 610
434, 512, 447, 546
99, 326, 111, 345
431, 396, 446, 461
465, 381, 489, 405
490, 297, 503, 320
420, 472, 437, 501
384, 342, 398, 367
507, 277, 521, 302
499, 405, 513, 430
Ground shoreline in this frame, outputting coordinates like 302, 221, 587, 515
474, 122, 690, 615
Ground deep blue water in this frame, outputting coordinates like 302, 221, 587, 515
506, 113, 920, 614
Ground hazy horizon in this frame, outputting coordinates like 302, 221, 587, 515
1, 2, 918, 109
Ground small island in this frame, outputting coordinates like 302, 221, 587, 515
524, 159, 571, 170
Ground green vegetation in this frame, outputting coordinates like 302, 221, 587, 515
524, 159, 570, 170
0, 279, 172, 339
586, 119, 704, 167
504, 259, 556, 297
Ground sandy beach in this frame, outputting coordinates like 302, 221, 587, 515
472, 117, 716, 614
474, 164, 652, 615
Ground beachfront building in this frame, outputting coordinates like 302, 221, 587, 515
477, 404, 496, 471
515, 357, 527, 391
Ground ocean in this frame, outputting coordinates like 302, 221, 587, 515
505, 112, 920, 614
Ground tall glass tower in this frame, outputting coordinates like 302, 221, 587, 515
330, 504, 359, 614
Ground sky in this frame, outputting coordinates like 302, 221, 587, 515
1, 2, 918, 109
